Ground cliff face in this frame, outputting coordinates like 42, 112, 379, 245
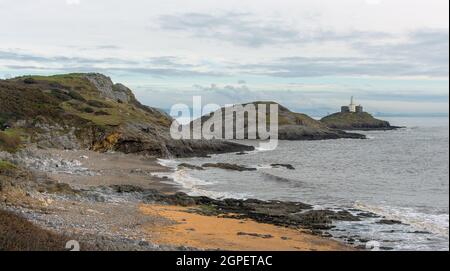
320, 112, 398, 131
191, 101, 366, 140
0, 73, 253, 157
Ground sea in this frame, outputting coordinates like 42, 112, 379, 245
155, 117, 449, 251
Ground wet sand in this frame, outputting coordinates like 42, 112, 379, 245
43, 149, 176, 193
140, 204, 353, 251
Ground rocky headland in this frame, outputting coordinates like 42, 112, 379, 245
321, 112, 402, 131
191, 101, 366, 140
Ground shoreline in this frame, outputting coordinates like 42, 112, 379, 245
139, 204, 354, 251
1, 147, 358, 251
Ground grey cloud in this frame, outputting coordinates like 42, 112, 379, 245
144, 56, 198, 69
157, 12, 388, 47
154, 12, 448, 77
234, 29, 449, 78
70, 45, 122, 51
192, 83, 255, 101
3, 64, 224, 78
94, 45, 121, 50
239, 58, 432, 77
0, 50, 136, 65
0, 50, 223, 77
2, 28, 448, 78
105, 67, 224, 77
355, 29, 449, 73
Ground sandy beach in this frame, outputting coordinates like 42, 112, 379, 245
140, 204, 353, 251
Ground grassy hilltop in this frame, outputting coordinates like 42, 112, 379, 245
321, 112, 398, 131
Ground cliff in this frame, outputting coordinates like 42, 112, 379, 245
0, 73, 253, 157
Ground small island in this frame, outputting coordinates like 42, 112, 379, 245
321, 97, 401, 131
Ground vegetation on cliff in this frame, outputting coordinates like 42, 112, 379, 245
0, 131, 22, 153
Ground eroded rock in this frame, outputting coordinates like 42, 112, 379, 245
202, 163, 257, 172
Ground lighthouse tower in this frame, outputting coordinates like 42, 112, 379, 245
341, 96, 363, 113
349, 96, 357, 112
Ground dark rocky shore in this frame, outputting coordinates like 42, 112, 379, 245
104, 184, 397, 240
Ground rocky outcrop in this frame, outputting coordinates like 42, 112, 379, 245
271, 164, 295, 170
84, 73, 132, 103
178, 163, 204, 170
376, 219, 403, 225
321, 112, 401, 131
202, 163, 257, 172
1, 149, 96, 176
191, 101, 366, 141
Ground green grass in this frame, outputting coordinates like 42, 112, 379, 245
322, 112, 382, 124
0, 160, 16, 171
321, 112, 389, 129
0, 132, 22, 153
2, 73, 173, 147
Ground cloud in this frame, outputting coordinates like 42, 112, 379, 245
238, 56, 438, 78
66, 0, 81, 5
229, 29, 449, 78
156, 12, 389, 48
1, 28, 448, 79
354, 29, 449, 75
0, 50, 135, 65
365, 0, 382, 5
0, 50, 224, 77
153, 12, 448, 77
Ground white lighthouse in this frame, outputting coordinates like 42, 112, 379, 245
341, 96, 364, 113
349, 96, 357, 112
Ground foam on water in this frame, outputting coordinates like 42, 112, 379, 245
355, 202, 449, 237
156, 158, 179, 168
154, 159, 249, 199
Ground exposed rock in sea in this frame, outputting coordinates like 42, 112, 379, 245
271, 164, 295, 170
376, 219, 404, 225
202, 163, 257, 172
177, 163, 204, 170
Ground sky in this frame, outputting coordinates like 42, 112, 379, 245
0, 0, 448, 116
